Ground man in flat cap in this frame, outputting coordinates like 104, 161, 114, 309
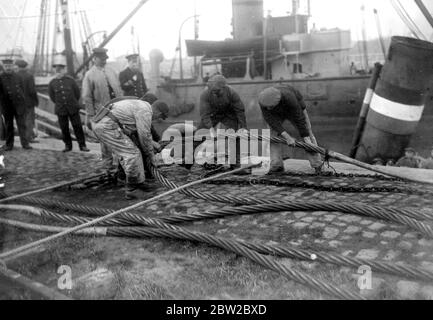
82, 48, 123, 127
48, 55, 90, 153
0, 58, 32, 151
199, 74, 248, 166
82, 48, 123, 167
15, 59, 39, 143
92, 97, 169, 199
258, 85, 322, 174
396, 147, 420, 168
119, 54, 148, 98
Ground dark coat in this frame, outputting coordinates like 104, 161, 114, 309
16, 70, 39, 108
0, 72, 27, 116
119, 67, 148, 98
199, 86, 247, 130
48, 75, 82, 116
260, 85, 310, 138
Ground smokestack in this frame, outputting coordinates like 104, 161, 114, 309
232, 0, 264, 40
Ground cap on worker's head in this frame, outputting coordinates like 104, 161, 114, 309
405, 147, 415, 153
259, 87, 282, 109
15, 59, 28, 68
93, 48, 109, 59
1, 58, 14, 65
208, 75, 227, 88
126, 53, 139, 61
372, 157, 383, 163
52, 54, 67, 67
153, 100, 170, 120
141, 93, 158, 105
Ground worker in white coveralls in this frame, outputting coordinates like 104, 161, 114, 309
92, 98, 169, 199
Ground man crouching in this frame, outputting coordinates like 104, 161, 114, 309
92, 98, 168, 199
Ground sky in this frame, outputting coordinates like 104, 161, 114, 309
1, 0, 433, 60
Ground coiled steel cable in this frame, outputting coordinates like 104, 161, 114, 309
107, 227, 365, 300
160, 202, 433, 238
3, 204, 433, 283
0, 216, 364, 300
2, 178, 433, 231
150, 167, 433, 224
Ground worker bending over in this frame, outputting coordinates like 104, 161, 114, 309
92, 98, 169, 199
258, 85, 322, 174
199, 75, 248, 167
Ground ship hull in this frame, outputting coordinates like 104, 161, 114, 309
36, 75, 433, 157
157, 76, 373, 129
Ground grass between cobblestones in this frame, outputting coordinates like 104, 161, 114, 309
2, 149, 433, 300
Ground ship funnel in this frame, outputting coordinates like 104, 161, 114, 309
232, 0, 264, 40
355, 36, 433, 163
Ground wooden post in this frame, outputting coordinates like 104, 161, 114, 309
349, 63, 382, 159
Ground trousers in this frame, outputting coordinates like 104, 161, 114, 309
58, 113, 87, 148
93, 117, 145, 186
4, 111, 28, 148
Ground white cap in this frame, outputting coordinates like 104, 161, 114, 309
52, 54, 67, 67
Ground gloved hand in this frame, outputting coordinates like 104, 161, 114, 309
281, 132, 296, 147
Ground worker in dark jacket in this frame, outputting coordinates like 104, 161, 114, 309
200, 75, 247, 133
48, 55, 90, 152
119, 54, 148, 98
199, 75, 248, 166
258, 85, 322, 173
15, 59, 39, 143
0, 58, 31, 151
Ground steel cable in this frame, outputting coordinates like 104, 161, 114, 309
2, 181, 433, 231
0, 216, 364, 300
3, 204, 433, 283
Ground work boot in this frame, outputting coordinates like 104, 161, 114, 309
80, 146, 90, 152
22, 145, 33, 150
125, 183, 152, 200
4, 146, 13, 151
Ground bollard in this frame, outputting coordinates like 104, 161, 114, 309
355, 36, 433, 163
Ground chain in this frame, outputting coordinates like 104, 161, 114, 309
283, 171, 404, 182
205, 177, 422, 195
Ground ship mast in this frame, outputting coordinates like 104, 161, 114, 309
60, 0, 75, 76
33, 0, 50, 76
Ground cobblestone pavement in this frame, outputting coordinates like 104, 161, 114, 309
1, 142, 433, 299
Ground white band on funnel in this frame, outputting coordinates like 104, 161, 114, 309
370, 93, 424, 122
